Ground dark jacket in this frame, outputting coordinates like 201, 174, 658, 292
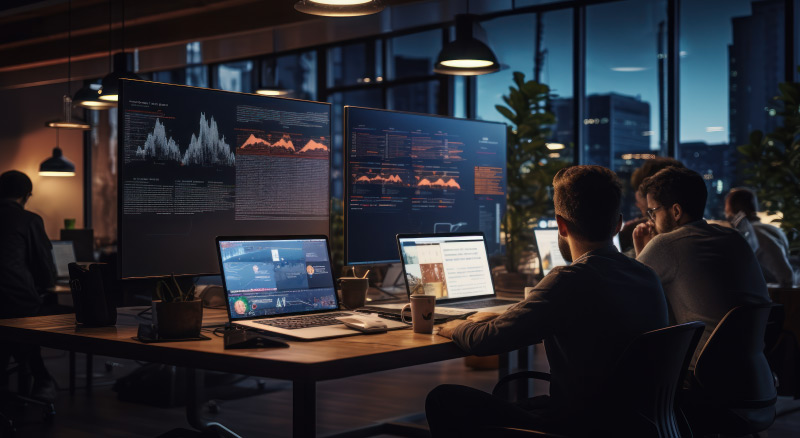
0, 200, 56, 317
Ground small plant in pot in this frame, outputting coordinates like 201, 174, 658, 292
152, 274, 202, 339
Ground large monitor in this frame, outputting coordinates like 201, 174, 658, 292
344, 106, 507, 265
119, 80, 331, 279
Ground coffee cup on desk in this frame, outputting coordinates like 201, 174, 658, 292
401, 294, 436, 334
339, 277, 369, 310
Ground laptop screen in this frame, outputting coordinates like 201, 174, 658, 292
397, 234, 494, 302
217, 237, 337, 320
51, 241, 76, 278
533, 228, 569, 276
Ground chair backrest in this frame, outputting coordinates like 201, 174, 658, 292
694, 303, 777, 406
601, 321, 705, 438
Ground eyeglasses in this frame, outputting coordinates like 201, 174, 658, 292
646, 206, 663, 221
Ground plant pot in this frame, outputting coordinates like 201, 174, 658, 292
153, 299, 203, 339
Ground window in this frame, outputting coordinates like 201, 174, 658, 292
215, 61, 253, 92
679, 0, 784, 218
387, 30, 441, 80
328, 42, 382, 88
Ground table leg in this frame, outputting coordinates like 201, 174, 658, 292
85, 353, 93, 394
68, 351, 75, 396
293, 380, 316, 438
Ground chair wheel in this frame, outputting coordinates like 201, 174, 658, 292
206, 400, 219, 414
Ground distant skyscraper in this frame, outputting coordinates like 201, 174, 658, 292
728, 0, 784, 147
679, 141, 737, 218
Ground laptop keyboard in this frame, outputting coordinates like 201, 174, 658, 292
443, 298, 513, 309
253, 312, 350, 330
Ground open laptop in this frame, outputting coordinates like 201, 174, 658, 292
216, 235, 406, 340
383, 233, 516, 316
51, 240, 77, 285
534, 228, 622, 276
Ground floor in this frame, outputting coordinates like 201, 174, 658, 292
3, 345, 800, 437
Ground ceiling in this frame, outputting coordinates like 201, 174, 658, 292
0, 0, 427, 88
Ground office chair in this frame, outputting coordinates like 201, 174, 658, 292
1, 355, 56, 436
490, 321, 705, 438
682, 303, 777, 436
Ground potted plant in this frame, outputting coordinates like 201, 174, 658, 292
738, 66, 800, 254
152, 274, 202, 339
494, 72, 566, 288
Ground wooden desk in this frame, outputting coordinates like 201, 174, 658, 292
0, 307, 468, 438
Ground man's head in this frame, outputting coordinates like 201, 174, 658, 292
0, 170, 33, 206
640, 166, 706, 234
725, 187, 759, 220
630, 157, 685, 216
552, 165, 623, 261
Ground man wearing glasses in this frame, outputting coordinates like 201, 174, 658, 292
633, 166, 770, 366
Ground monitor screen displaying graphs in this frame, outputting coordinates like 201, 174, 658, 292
119, 80, 331, 278
344, 106, 507, 265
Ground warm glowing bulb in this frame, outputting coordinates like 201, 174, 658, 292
39, 171, 76, 177
256, 89, 291, 96
309, 0, 371, 4
98, 94, 119, 102
78, 100, 114, 108
546, 143, 565, 151
439, 59, 495, 68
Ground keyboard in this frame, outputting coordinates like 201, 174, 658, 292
440, 298, 514, 309
254, 312, 350, 330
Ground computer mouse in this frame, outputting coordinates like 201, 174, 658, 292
337, 315, 388, 333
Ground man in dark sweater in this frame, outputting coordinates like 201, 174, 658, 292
426, 165, 668, 436
0, 170, 58, 402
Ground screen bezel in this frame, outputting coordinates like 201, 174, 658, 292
215, 234, 339, 322
395, 231, 497, 304
343, 105, 507, 266
117, 79, 332, 280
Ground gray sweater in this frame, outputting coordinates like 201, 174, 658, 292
452, 245, 668, 413
637, 220, 771, 365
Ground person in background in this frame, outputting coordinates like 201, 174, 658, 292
426, 165, 668, 436
726, 187, 794, 287
633, 167, 771, 366
0, 170, 58, 402
618, 157, 685, 255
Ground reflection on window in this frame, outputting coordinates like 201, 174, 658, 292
388, 81, 439, 114
215, 61, 253, 92
186, 42, 208, 87
275, 52, 318, 101
585, 0, 665, 222
679, 0, 784, 218
328, 42, 381, 88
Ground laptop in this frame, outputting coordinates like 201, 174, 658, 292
534, 228, 623, 276
216, 235, 406, 340
51, 240, 77, 284
388, 233, 516, 316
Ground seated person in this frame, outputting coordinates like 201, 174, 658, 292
618, 157, 684, 255
633, 167, 771, 366
427, 165, 668, 437
0, 170, 58, 402
726, 187, 794, 287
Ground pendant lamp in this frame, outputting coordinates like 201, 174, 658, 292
74, 83, 114, 109
256, 47, 292, 96
434, 14, 500, 76
39, 129, 76, 177
47, 0, 91, 129
98, 0, 140, 102
294, 0, 384, 17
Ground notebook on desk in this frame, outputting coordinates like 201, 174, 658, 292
216, 235, 406, 340
365, 233, 516, 317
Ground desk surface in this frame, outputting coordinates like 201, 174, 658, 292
0, 307, 464, 382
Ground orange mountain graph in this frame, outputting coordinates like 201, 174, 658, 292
356, 174, 404, 184
299, 139, 329, 153
417, 177, 460, 189
240, 134, 295, 151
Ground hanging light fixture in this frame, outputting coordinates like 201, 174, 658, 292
46, 0, 91, 129
434, 14, 500, 76
39, 129, 76, 177
74, 82, 114, 109
256, 41, 292, 96
98, 0, 140, 102
294, 0, 384, 17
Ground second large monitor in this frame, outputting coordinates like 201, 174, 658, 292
345, 107, 507, 265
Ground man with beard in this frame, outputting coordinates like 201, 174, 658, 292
633, 167, 770, 366
426, 165, 668, 437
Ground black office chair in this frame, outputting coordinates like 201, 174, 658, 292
1, 354, 56, 436
490, 321, 705, 438
682, 303, 778, 436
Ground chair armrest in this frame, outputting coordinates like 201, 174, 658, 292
492, 370, 552, 397
487, 426, 570, 437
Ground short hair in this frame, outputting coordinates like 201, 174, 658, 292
640, 167, 707, 221
726, 187, 759, 218
553, 165, 622, 242
0, 170, 33, 199
630, 157, 685, 192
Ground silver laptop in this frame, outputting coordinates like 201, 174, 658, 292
51, 240, 76, 284
393, 233, 516, 316
216, 235, 406, 340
